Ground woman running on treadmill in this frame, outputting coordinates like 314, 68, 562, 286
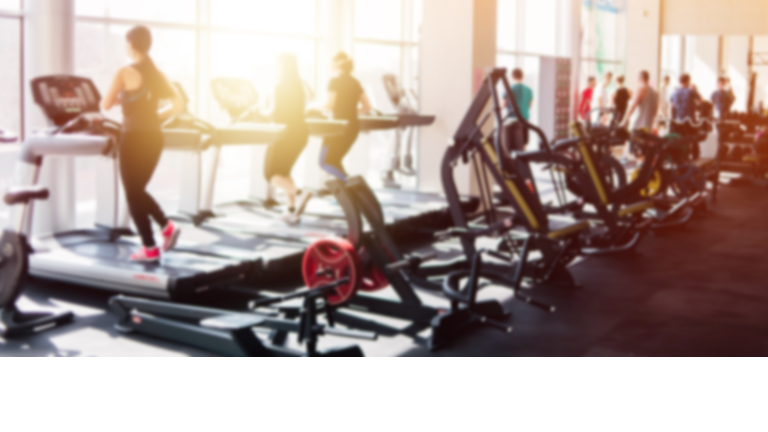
320, 52, 372, 181
101, 25, 183, 262
263, 53, 313, 225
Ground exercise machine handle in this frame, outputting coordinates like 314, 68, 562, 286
251, 277, 350, 307
435, 218, 515, 241
323, 326, 378, 341
386, 252, 437, 271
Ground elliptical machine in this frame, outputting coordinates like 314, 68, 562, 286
0, 129, 73, 338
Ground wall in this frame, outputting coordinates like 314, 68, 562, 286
662, 0, 768, 35
418, 0, 475, 194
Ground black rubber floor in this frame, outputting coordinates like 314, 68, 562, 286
401, 184, 768, 357
4, 184, 768, 357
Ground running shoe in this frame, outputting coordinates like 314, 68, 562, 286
281, 210, 301, 225
130, 246, 160, 263
162, 221, 181, 252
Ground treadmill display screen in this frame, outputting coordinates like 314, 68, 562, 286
211, 78, 259, 118
31, 75, 102, 126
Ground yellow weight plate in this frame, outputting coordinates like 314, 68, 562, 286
631, 168, 663, 197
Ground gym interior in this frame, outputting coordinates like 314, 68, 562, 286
1, 0, 767, 359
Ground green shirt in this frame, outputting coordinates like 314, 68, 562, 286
506, 83, 533, 121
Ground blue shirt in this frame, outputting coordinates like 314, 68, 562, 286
711, 89, 732, 115
506, 83, 533, 121
670, 87, 700, 121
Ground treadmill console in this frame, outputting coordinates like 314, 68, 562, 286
31, 75, 101, 126
0, 129, 18, 143
211, 77, 259, 120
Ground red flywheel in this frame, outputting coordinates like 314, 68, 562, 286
302, 238, 362, 306
359, 265, 389, 292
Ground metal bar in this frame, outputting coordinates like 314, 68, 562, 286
497, 49, 622, 64
74, 15, 322, 40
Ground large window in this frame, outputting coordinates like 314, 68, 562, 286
76, 0, 321, 121
497, 0, 574, 125
0, 0, 20, 11
0, 5, 22, 229
76, 0, 196, 23
498, 0, 626, 126
497, 0, 569, 59
2, 1, 423, 224
351, 0, 421, 188
72, 0, 326, 216
0, 7, 21, 137
580, 0, 626, 87
660, 35, 683, 85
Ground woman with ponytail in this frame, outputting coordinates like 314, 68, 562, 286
101, 25, 184, 262
320, 52, 372, 181
264, 53, 312, 225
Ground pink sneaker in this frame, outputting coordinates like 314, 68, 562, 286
162, 221, 181, 252
130, 246, 160, 262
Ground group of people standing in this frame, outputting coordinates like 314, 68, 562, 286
579, 70, 737, 130
104, 25, 371, 262
579, 70, 659, 131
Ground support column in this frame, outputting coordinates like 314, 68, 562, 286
418, 0, 496, 194
724, 36, 750, 113
625, 0, 661, 87
23, 0, 76, 235
569, 0, 581, 122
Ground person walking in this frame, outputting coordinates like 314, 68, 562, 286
101, 25, 183, 262
612, 75, 631, 125
670, 73, 702, 121
579, 76, 597, 121
621, 70, 659, 131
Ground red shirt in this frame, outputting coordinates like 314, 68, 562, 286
579, 87, 594, 120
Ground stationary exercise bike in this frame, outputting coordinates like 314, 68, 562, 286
0, 174, 73, 337
499, 111, 650, 254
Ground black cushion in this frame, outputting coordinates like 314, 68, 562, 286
4, 186, 49, 206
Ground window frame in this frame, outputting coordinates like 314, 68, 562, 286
74, 0, 323, 119
0, 6, 24, 139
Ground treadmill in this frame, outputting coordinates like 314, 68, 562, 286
381, 73, 435, 189
167, 82, 346, 226
156, 84, 355, 276
18, 75, 259, 300
209, 77, 453, 228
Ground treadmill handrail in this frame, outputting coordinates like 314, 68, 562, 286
20, 133, 110, 164
208, 123, 286, 146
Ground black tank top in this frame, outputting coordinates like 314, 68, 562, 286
328, 73, 363, 122
121, 60, 172, 132
614, 87, 630, 112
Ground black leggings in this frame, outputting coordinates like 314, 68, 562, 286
119, 130, 168, 247
263, 124, 309, 180
320, 120, 360, 181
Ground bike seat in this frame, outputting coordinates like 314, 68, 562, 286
4, 186, 49, 206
